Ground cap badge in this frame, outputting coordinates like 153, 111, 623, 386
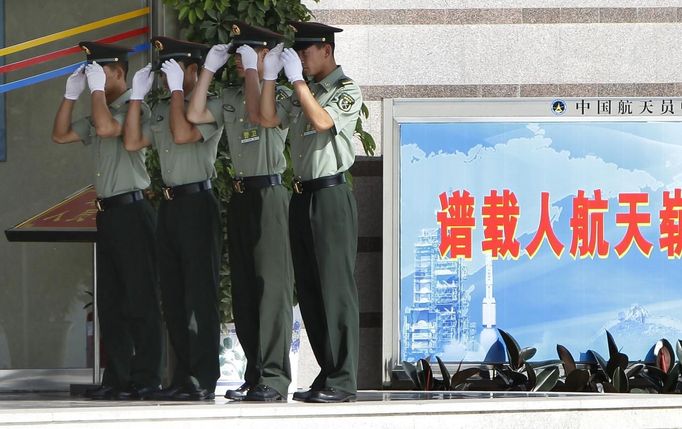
232, 24, 241, 36
81, 46, 91, 55
154, 40, 164, 51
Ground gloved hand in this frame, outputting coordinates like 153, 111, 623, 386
263, 43, 284, 81
236, 45, 258, 71
130, 63, 154, 100
161, 59, 184, 93
203, 43, 231, 73
85, 61, 106, 93
64, 64, 86, 100
281, 48, 303, 84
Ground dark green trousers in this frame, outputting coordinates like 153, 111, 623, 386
96, 198, 161, 389
228, 184, 294, 397
289, 183, 359, 394
157, 190, 222, 392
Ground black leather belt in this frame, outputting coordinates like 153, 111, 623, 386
232, 174, 282, 194
162, 179, 212, 201
293, 173, 346, 194
95, 190, 145, 212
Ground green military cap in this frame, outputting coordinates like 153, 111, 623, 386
227, 21, 283, 54
78, 41, 131, 65
151, 36, 209, 70
288, 21, 342, 51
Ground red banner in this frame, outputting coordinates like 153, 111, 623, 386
5, 186, 97, 242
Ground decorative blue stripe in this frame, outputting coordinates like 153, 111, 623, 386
0, 42, 149, 95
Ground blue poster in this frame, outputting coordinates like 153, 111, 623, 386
400, 121, 682, 363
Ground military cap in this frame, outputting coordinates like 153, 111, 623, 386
288, 21, 342, 51
227, 21, 283, 54
151, 36, 209, 70
78, 41, 131, 65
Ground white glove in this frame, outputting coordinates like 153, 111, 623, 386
85, 61, 106, 93
281, 48, 303, 83
64, 64, 86, 100
236, 45, 258, 71
263, 43, 284, 81
161, 59, 184, 93
130, 63, 154, 100
203, 43, 231, 73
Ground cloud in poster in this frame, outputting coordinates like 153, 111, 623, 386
400, 123, 668, 275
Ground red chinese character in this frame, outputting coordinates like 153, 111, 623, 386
569, 189, 609, 259
659, 188, 682, 259
481, 189, 520, 259
437, 190, 475, 260
526, 192, 565, 259
614, 193, 653, 257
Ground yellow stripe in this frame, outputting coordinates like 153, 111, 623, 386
0, 7, 150, 57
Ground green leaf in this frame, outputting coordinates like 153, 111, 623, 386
195, 6, 205, 19
564, 369, 590, 392
450, 367, 479, 389
498, 328, 522, 370
556, 344, 576, 375
532, 367, 559, 392
612, 366, 628, 393
663, 362, 680, 393
606, 329, 619, 360
436, 356, 451, 390
519, 347, 537, 362
204, 0, 214, 9
402, 361, 420, 389
587, 349, 608, 377
178, 5, 190, 20
417, 359, 434, 391
625, 363, 644, 378
188, 9, 196, 24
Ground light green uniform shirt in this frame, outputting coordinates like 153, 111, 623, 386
142, 96, 223, 187
277, 66, 362, 181
71, 89, 151, 198
206, 84, 290, 178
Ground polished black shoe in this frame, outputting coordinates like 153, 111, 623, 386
306, 388, 356, 403
172, 385, 215, 401
149, 385, 183, 400
84, 385, 116, 400
292, 389, 314, 402
115, 385, 161, 400
244, 384, 285, 402
224, 383, 250, 401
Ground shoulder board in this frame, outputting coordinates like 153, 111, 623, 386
337, 78, 354, 88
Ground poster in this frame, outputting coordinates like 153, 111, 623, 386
400, 120, 682, 362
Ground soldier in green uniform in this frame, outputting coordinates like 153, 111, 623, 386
259, 22, 362, 403
187, 22, 293, 402
123, 37, 223, 401
51, 42, 162, 400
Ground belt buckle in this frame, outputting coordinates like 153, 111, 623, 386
162, 187, 174, 201
95, 199, 104, 212
293, 178, 303, 194
233, 179, 245, 194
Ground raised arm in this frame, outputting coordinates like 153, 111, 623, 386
237, 45, 262, 125
123, 64, 153, 152
259, 43, 284, 128
162, 59, 202, 144
186, 44, 230, 124
52, 65, 86, 144
86, 62, 121, 138
281, 48, 333, 132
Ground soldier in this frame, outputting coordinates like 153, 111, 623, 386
259, 21, 362, 403
187, 22, 293, 402
123, 37, 223, 401
51, 42, 162, 400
